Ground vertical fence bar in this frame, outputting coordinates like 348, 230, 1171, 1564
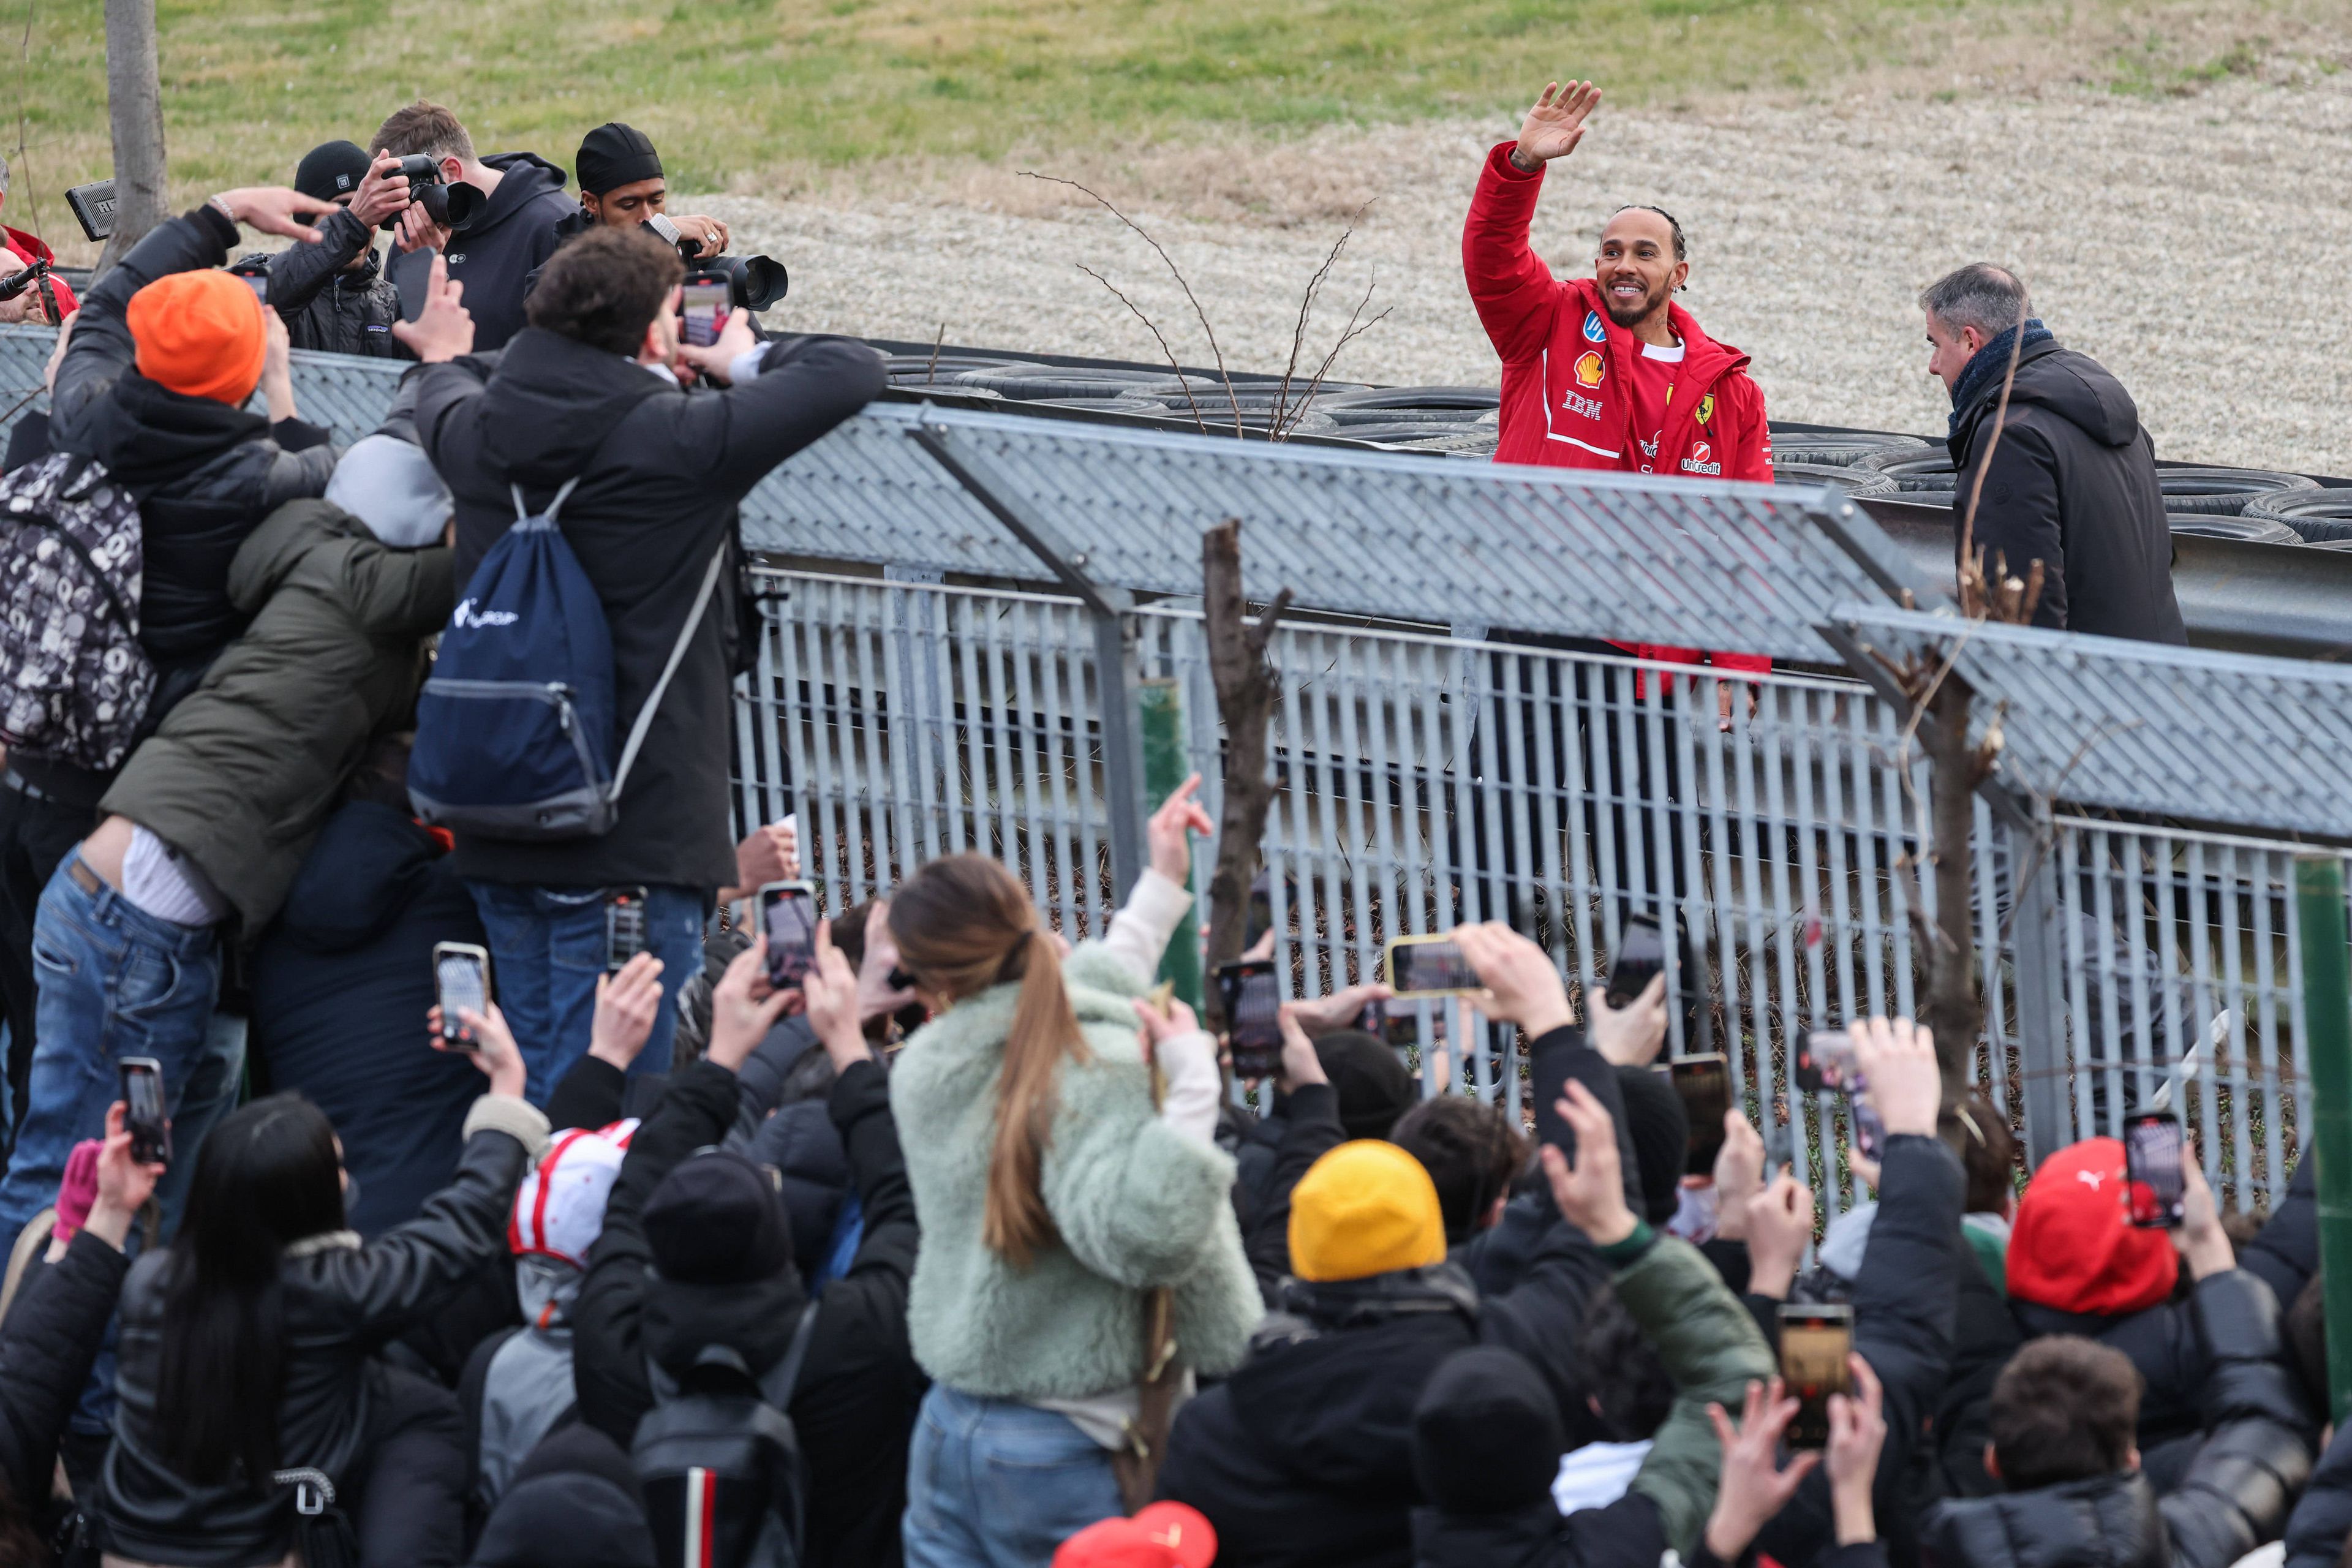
2294, 855, 2352, 1425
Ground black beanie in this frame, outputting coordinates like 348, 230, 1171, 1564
1615, 1065, 1689, 1226
576, 122, 663, 197
1411, 1346, 1564, 1513
294, 140, 372, 205
472, 1426, 654, 1568
643, 1150, 793, 1285
1314, 1030, 1417, 1142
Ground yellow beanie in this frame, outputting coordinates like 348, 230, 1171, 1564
1287, 1139, 1449, 1284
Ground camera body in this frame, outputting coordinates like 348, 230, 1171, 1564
644, 213, 788, 312
383, 154, 486, 232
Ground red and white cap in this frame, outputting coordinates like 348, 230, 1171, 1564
508, 1120, 637, 1266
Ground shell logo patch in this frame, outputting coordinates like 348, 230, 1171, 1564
1581, 310, 1606, 344
1573, 350, 1606, 390
1696, 393, 1715, 426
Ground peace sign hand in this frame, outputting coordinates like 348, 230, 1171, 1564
1513, 80, 1603, 169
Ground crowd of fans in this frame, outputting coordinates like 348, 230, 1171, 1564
0, 80, 2313, 1568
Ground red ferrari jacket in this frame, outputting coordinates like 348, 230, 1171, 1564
2, 225, 75, 318
1463, 140, 1769, 679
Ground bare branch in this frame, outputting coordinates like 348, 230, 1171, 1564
1075, 264, 1208, 435
925, 321, 944, 385
1022, 170, 1245, 439
1956, 286, 2035, 574
1273, 199, 1374, 437
1281, 273, 1392, 441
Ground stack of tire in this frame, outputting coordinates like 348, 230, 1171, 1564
1321, 388, 1501, 459
2242, 489, 2352, 543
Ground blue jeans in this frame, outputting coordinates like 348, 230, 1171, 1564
465, 881, 704, 1106
0, 853, 221, 1251
902, 1386, 1124, 1568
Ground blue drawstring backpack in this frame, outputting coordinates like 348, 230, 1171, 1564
409, 479, 728, 841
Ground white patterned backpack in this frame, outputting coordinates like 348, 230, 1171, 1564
0, 451, 153, 770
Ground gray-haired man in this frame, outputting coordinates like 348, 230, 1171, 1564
1921, 262, 2184, 644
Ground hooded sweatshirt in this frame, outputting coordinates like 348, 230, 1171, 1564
1947, 333, 2186, 644
386, 151, 576, 352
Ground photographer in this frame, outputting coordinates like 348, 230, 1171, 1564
551, 122, 731, 262
253, 140, 417, 358
407, 228, 883, 1093
371, 100, 576, 352
0, 153, 73, 323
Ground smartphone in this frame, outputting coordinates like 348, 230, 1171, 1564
1217, 959, 1283, 1077
605, 885, 649, 972
1794, 1030, 1859, 1093
2125, 1110, 2187, 1228
119, 1056, 168, 1165
758, 880, 818, 990
1853, 1097, 1886, 1161
1778, 1303, 1854, 1449
1386, 935, 1479, 998
1668, 1054, 1731, 1176
1605, 915, 1667, 1009
680, 273, 731, 349
433, 941, 491, 1050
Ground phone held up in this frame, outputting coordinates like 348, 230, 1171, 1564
1385, 935, 1480, 999
758, 880, 818, 992
605, 886, 650, 972
1216, 959, 1283, 1077
680, 273, 731, 349
2125, 1110, 2187, 1229
120, 1056, 169, 1166
1664, 1054, 1731, 1175
1605, 915, 1665, 1009
1778, 1302, 1854, 1449
434, 942, 492, 1050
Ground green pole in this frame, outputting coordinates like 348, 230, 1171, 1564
1138, 677, 1202, 1012
2296, 853, 2352, 1426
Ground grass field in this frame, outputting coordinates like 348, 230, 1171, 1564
0, 0, 2332, 239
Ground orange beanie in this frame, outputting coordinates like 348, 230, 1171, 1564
126, 270, 268, 405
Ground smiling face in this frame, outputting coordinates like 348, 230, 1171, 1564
1594, 208, 1687, 331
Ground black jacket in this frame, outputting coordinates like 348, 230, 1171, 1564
1157, 1226, 1607, 1568
2009, 1294, 2208, 1452
1932, 1226, 2025, 1501
413, 328, 883, 893
1412, 1494, 1663, 1568
1924, 1269, 2313, 1568
2282, 1414, 2352, 1568
97, 1115, 534, 1565
0, 1230, 130, 1515
256, 206, 410, 359
385, 152, 576, 353
251, 800, 489, 1236
571, 1057, 925, 1568
27, 204, 339, 809
1756, 1134, 1965, 1568
1948, 338, 2186, 644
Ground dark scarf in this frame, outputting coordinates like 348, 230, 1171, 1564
1947, 317, 2054, 440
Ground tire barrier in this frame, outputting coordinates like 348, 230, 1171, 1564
2167, 513, 2301, 544
1768, 431, 1931, 467
2156, 466, 2320, 516
1773, 459, 1901, 497
2242, 488, 2352, 543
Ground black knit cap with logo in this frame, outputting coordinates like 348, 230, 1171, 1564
294, 140, 372, 204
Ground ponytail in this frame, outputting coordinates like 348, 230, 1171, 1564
889, 855, 1092, 1268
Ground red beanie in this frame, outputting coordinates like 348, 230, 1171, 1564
126, 270, 268, 405
2006, 1137, 2178, 1316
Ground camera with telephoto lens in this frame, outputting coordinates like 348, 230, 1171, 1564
381, 154, 486, 233
644, 213, 788, 311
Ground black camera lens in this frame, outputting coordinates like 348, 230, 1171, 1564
415, 181, 486, 230
715, 254, 788, 312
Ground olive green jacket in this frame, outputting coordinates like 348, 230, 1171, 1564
102, 499, 454, 935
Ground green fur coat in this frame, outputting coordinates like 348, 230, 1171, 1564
890, 941, 1262, 1400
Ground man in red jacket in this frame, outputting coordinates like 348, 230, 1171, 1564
1463, 79, 1770, 720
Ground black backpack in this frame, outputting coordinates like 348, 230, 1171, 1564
632, 1302, 819, 1568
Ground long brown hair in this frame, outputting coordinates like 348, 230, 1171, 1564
889, 855, 1088, 1267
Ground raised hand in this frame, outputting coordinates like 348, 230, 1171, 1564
213, 185, 341, 242
1147, 773, 1213, 884
802, 919, 869, 1071
1850, 1016, 1939, 1137
347, 153, 413, 229
1513, 80, 1603, 170
590, 952, 666, 1071
436, 1000, 526, 1099
1703, 1377, 1819, 1562
1275, 1001, 1331, 1089
1746, 1170, 1815, 1300
390, 251, 473, 364
1586, 970, 1667, 1067
1452, 921, 1574, 1038
708, 938, 796, 1072
1539, 1079, 1636, 1245
1827, 1355, 1887, 1545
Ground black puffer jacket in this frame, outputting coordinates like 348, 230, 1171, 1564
30, 203, 338, 807
1924, 1269, 2313, 1568
95, 1106, 540, 1566
253, 206, 410, 359
0, 1230, 130, 1520
572, 1057, 926, 1568
1948, 336, 2186, 645
2009, 1295, 2207, 1451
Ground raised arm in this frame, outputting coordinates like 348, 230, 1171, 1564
1462, 81, 1599, 364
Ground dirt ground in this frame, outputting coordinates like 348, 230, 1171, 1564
707, 74, 2352, 475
